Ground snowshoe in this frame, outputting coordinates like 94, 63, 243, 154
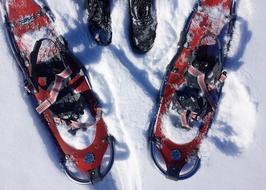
86, 0, 112, 45
2, 0, 114, 184
129, 0, 157, 53
149, 0, 237, 180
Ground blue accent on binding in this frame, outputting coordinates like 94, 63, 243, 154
84, 153, 95, 164
171, 150, 181, 161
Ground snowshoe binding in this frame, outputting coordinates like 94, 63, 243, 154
129, 0, 157, 53
86, 0, 112, 45
2, 0, 115, 184
149, 0, 237, 180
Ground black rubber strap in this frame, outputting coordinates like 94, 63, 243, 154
29, 39, 44, 77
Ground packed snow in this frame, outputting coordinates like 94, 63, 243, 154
0, 0, 265, 190
162, 105, 200, 144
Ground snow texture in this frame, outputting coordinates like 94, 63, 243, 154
0, 0, 265, 190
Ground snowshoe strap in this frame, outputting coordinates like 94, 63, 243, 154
180, 111, 190, 129
54, 117, 93, 128
36, 77, 63, 114
188, 66, 208, 94
56, 66, 72, 79
29, 39, 43, 77
180, 110, 198, 129
54, 117, 92, 135
29, 38, 67, 78
188, 65, 223, 110
69, 120, 94, 129
36, 67, 72, 114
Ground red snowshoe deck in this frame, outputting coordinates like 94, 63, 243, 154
149, 0, 236, 180
2, 0, 114, 184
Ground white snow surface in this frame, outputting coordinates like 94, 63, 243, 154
0, 0, 265, 189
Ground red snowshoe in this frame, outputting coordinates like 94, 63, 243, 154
149, 0, 237, 180
2, 0, 114, 184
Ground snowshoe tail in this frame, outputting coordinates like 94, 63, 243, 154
61, 135, 115, 185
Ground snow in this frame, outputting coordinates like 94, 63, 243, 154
0, 0, 266, 190
162, 106, 200, 144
